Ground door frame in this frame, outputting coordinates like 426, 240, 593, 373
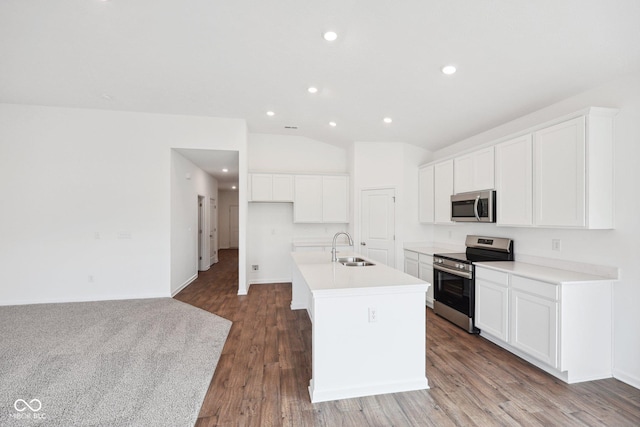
358, 186, 397, 268
197, 195, 209, 271
229, 204, 239, 249
209, 197, 218, 266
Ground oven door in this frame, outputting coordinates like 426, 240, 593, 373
433, 265, 474, 316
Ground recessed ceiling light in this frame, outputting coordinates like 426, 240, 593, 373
232, 186, 237, 190
266, 111, 275, 116
222, 168, 228, 173
308, 87, 318, 94
323, 31, 338, 42
442, 65, 457, 75
329, 121, 337, 127
383, 117, 393, 124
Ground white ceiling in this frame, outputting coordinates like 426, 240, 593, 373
174, 149, 239, 191
2, 0, 640, 151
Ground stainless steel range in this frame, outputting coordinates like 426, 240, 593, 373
433, 235, 513, 333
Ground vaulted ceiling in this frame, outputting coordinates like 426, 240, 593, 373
2, 0, 640, 151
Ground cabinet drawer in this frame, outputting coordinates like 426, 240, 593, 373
512, 275, 558, 300
475, 267, 509, 286
418, 253, 433, 265
404, 250, 419, 262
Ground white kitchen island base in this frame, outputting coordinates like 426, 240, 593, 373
292, 251, 429, 403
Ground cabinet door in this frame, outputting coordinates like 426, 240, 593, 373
434, 160, 454, 224
294, 175, 323, 222
496, 135, 533, 226
510, 289, 558, 367
272, 174, 293, 202
404, 258, 419, 278
322, 176, 349, 223
418, 261, 434, 307
475, 278, 509, 341
453, 154, 474, 194
251, 174, 273, 201
534, 116, 586, 227
418, 165, 434, 223
454, 147, 494, 194
473, 146, 495, 191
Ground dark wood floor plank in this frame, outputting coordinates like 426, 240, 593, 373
175, 249, 640, 426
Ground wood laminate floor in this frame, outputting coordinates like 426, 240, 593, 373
175, 249, 640, 426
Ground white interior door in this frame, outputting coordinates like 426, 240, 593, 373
209, 198, 218, 265
229, 205, 239, 248
360, 188, 395, 267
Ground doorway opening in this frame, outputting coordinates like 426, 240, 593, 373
170, 148, 241, 295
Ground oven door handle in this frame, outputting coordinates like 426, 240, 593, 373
434, 263, 473, 280
474, 195, 480, 221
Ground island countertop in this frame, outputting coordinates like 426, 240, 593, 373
291, 251, 429, 294
290, 250, 430, 402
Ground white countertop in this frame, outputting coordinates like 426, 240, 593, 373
475, 261, 616, 285
291, 251, 428, 294
403, 246, 452, 256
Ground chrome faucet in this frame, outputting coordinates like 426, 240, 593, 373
331, 231, 354, 262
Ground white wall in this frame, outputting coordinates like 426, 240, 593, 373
428, 71, 640, 389
247, 133, 350, 285
0, 104, 247, 305
218, 189, 238, 249
351, 141, 431, 268
170, 150, 218, 295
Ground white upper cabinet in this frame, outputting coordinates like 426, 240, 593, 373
417, 107, 616, 229
250, 173, 273, 201
495, 134, 533, 226
434, 160, 454, 224
418, 165, 434, 223
249, 173, 293, 202
534, 117, 586, 228
272, 174, 294, 201
454, 146, 495, 194
322, 175, 349, 223
294, 175, 323, 222
533, 108, 616, 229
294, 175, 349, 223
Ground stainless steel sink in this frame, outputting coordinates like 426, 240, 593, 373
341, 261, 375, 267
337, 257, 375, 267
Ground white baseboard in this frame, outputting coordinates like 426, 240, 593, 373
249, 277, 292, 286
0, 292, 170, 307
614, 368, 640, 390
171, 273, 198, 297
309, 378, 429, 403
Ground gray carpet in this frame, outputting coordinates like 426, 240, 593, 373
0, 298, 231, 427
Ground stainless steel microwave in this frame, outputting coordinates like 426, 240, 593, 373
451, 190, 496, 222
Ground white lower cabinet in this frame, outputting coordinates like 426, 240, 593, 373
403, 250, 419, 278
418, 254, 434, 308
475, 268, 509, 342
475, 265, 612, 383
509, 276, 559, 368
510, 287, 558, 368
404, 251, 434, 307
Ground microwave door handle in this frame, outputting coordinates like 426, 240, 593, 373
474, 196, 480, 221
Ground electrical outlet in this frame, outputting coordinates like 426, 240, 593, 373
552, 239, 561, 251
252, 265, 259, 271
368, 307, 377, 323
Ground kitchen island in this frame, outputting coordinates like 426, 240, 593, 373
291, 251, 430, 403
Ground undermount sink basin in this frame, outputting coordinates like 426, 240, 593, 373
341, 261, 375, 267
337, 257, 375, 267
